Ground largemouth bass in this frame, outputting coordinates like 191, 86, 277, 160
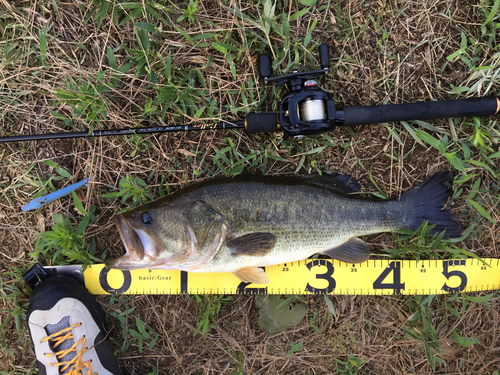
108, 172, 461, 284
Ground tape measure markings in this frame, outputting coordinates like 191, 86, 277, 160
75, 258, 500, 295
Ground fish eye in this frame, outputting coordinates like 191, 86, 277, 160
142, 211, 155, 224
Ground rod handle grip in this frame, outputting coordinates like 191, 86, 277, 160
343, 97, 500, 127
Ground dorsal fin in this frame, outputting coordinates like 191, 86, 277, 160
302, 173, 361, 195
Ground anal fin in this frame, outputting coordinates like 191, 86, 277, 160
234, 267, 270, 284
321, 238, 371, 263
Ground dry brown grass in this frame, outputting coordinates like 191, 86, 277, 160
1, 0, 499, 374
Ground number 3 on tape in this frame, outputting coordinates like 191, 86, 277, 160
305, 260, 336, 294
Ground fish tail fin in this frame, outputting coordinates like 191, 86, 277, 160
400, 172, 462, 239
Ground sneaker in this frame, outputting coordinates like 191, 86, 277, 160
26, 275, 123, 375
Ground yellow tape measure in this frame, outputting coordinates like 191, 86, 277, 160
48, 258, 500, 295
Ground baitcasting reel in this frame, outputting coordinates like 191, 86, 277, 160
256, 44, 339, 136
259, 44, 339, 136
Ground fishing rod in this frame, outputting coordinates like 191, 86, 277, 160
1, 44, 499, 143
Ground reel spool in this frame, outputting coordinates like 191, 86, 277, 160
300, 98, 327, 122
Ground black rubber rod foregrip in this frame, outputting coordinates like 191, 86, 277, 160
245, 112, 279, 134
343, 97, 500, 127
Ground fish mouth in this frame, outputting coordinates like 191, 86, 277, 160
107, 216, 159, 270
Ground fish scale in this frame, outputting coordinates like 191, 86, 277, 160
197, 189, 401, 272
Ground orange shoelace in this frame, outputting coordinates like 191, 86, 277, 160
41, 323, 97, 375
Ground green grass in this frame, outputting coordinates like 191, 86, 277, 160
108, 295, 159, 356
188, 294, 234, 337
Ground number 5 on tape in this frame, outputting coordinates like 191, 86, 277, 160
441, 260, 467, 293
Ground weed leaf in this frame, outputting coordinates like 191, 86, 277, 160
106, 47, 116, 69
452, 330, 478, 347
483, 0, 500, 25
462, 293, 494, 303
255, 295, 306, 335
468, 199, 495, 224
135, 22, 156, 32
299, 0, 318, 5
287, 341, 302, 357
290, 8, 310, 21
324, 295, 337, 318
43, 160, 72, 179
96, 0, 111, 29
174, 26, 194, 45
72, 190, 87, 215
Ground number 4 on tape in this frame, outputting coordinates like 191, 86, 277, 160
373, 261, 405, 295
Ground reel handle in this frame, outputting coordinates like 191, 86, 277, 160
258, 54, 272, 79
259, 44, 330, 86
319, 44, 330, 69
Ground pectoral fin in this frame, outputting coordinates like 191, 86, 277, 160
225, 232, 277, 256
234, 267, 270, 284
321, 238, 371, 263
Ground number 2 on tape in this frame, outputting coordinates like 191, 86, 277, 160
237, 267, 268, 295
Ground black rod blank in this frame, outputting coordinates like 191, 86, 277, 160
0, 121, 246, 143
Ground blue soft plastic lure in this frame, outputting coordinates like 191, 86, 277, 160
22, 179, 88, 211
